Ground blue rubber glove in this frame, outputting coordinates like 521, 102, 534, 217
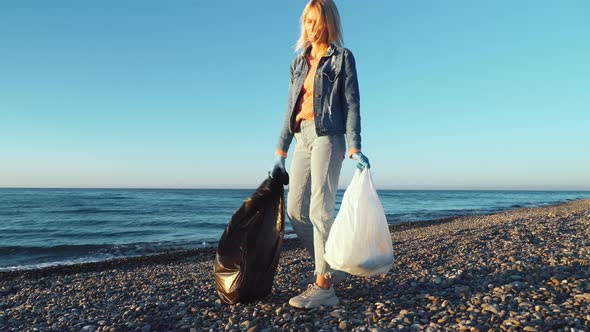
270, 155, 286, 178
352, 152, 370, 171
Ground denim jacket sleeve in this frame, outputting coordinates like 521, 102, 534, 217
276, 59, 298, 155
342, 49, 361, 154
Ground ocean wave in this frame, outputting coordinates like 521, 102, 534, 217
386, 208, 499, 223
133, 221, 228, 229
0, 240, 219, 270
48, 229, 162, 238
0, 244, 111, 256
96, 196, 133, 200
0, 254, 126, 272
0, 211, 24, 217
0, 232, 301, 272
384, 199, 579, 223
48, 208, 141, 214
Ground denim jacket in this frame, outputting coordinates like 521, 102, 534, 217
277, 43, 361, 156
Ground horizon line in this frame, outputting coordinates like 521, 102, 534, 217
1, 187, 590, 192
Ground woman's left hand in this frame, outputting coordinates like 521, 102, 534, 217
352, 152, 370, 171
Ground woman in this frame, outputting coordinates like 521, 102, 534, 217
271, 0, 370, 309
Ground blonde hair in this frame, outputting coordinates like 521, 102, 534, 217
296, 0, 343, 54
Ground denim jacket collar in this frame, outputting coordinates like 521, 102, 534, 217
302, 43, 337, 59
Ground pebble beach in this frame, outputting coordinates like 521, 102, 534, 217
1, 199, 589, 332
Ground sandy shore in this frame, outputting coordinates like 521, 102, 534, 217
1, 200, 589, 332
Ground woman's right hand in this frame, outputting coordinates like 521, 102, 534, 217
352, 152, 370, 171
270, 155, 286, 178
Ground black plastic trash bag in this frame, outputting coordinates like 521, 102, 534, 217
214, 171, 289, 304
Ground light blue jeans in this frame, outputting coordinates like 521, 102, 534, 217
287, 120, 345, 277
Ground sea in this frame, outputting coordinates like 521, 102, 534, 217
1, 189, 589, 272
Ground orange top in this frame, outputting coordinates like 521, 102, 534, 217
294, 55, 321, 126
276, 55, 360, 159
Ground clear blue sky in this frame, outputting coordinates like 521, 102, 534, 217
1, 1, 589, 189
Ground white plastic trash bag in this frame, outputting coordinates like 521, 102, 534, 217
324, 168, 394, 277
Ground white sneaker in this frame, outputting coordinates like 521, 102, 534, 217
289, 284, 340, 309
